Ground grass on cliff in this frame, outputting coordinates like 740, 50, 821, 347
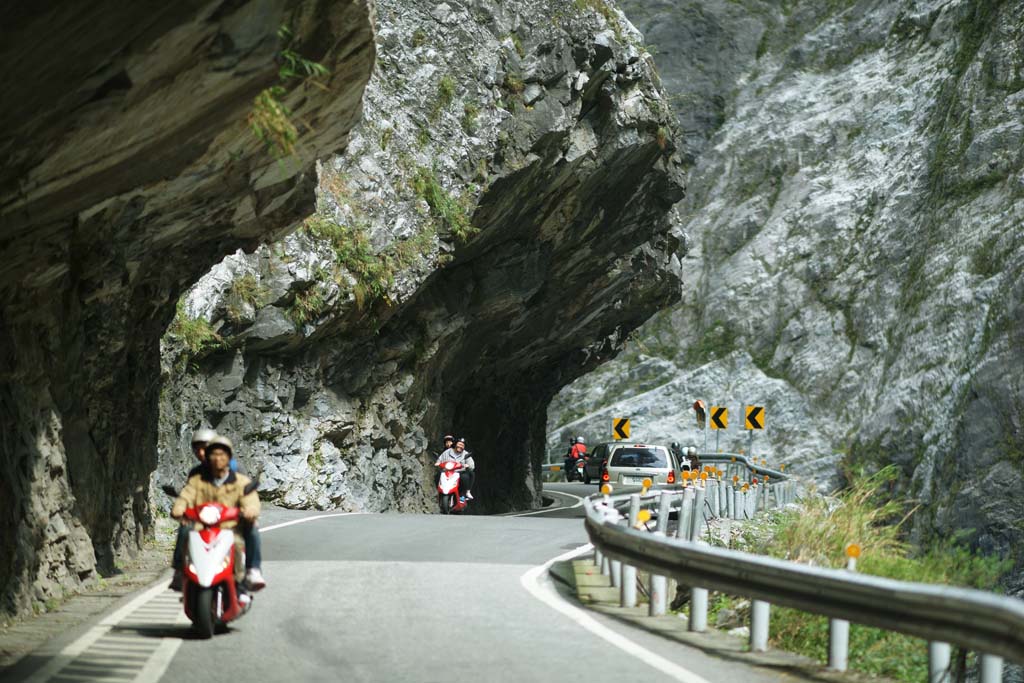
705, 467, 1010, 682
248, 26, 330, 159
166, 299, 223, 368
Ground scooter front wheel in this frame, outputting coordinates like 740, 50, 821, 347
194, 587, 215, 639
439, 493, 453, 514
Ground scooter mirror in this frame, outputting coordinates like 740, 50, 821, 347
161, 485, 178, 498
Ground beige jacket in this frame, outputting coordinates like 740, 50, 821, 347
171, 470, 260, 525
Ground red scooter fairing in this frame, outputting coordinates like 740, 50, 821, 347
437, 462, 467, 513
181, 502, 248, 634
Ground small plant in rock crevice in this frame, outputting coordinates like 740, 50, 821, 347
167, 298, 223, 368
248, 25, 330, 159
430, 75, 457, 121
410, 166, 478, 243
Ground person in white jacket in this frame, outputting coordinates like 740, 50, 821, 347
435, 437, 475, 501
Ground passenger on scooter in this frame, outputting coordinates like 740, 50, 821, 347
171, 436, 266, 592
435, 437, 475, 501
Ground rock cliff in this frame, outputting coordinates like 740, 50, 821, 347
155, 0, 687, 514
549, 0, 1024, 582
0, 1, 375, 617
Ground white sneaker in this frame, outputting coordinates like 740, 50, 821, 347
245, 568, 267, 592
466, 491, 474, 500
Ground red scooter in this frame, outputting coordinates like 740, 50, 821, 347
437, 461, 468, 514
163, 484, 256, 638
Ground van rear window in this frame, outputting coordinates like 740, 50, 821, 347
610, 448, 668, 468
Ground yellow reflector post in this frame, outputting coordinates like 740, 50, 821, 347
636, 509, 651, 525
700, 471, 708, 481
845, 543, 862, 559
642, 477, 653, 489
601, 484, 613, 495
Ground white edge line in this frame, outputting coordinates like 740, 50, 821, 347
261, 511, 362, 533
520, 544, 712, 683
510, 489, 587, 517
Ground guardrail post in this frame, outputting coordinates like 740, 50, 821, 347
828, 618, 849, 671
734, 488, 743, 520
610, 558, 622, 588
648, 492, 671, 616
601, 554, 610, 576
762, 481, 769, 512
677, 487, 695, 541
927, 642, 951, 683
621, 494, 640, 608
690, 485, 706, 540
750, 600, 770, 652
690, 580, 708, 632
979, 654, 1002, 683
726, 485, 734, 519
594, 548, 603, 569
719, 479, 728, 516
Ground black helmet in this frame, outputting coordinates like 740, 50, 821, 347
671, 441, 680, 449
455, 437, 466, 446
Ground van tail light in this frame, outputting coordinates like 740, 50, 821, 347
602, 471, 609, 482
667, 470, 676, 484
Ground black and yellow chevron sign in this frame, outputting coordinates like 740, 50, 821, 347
613, 418, 630, 440
710, 406, 728, 430
745, 406, 764, 430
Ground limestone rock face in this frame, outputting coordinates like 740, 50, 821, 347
156, 0, 687, 514
0, 1, 375, 617
550, 0, 1024, 585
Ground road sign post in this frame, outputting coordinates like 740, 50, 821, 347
745, 405, 764, 458
710, 406, 727, 452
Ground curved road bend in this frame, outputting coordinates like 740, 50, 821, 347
8, 485, 795, 683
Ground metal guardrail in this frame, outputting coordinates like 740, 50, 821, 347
583, 486, 1024, 681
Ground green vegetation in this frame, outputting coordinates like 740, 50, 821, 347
288, 285, 327, 327
655, 126, 670, 151
702, 467, 1011, 681
379, 127, 394, 150
507, 33, 525, 58
411, 28, 428, 48
430, 75, 457, 120
969, 234, 1004, 278
411, 166, 478, 243
503, 72, 525, 95
167, 299, 223, 367
461, 102, 480, 135
248, 25, 330, 158
573, 0, 624, 41
225, 273, 267, 323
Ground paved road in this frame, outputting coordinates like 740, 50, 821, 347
7, 486, 797, 683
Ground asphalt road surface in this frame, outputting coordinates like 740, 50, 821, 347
8, 485, 797, 683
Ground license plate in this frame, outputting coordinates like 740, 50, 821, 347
624, 476, 647, 484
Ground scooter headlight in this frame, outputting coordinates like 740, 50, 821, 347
199, 506, 222, 526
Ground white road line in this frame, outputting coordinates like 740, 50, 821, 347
261, 512, 362, 532
520, 545, 712, 683
510, 489, 586, 517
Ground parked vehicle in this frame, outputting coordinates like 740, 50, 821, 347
437, 461, 468, 514
162, 484, 256, 639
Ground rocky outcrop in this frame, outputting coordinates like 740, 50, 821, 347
156, 0, 687, 514
0, 1, 375, 617
550, 0, 1024, 580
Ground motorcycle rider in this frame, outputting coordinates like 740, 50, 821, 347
566, 436, 587, 475
435, 437, 475, 502
171, 435, 266, 591
170, 428, 216, 590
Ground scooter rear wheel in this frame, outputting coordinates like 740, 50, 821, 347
194, 587, 215, 639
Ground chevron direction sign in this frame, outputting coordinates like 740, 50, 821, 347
745, 406, 765, 430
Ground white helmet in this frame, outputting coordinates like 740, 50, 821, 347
576, 436, 585, 444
